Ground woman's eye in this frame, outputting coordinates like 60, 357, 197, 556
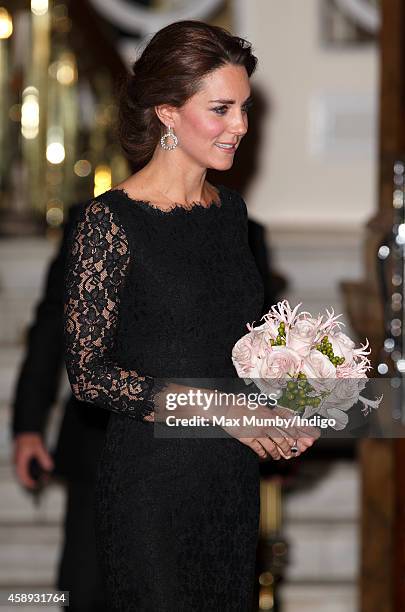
212, 104, 253, 116
212, 106, 228, 115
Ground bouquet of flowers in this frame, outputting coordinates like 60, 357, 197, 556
232, 300, 383, 430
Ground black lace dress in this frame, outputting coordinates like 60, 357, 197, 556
63, 184, 265, 611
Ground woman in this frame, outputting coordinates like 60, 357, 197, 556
63, 20, 316, 611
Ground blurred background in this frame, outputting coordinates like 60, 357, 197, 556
0, 1, 404, 611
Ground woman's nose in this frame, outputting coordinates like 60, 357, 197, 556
230, 112, 248, 136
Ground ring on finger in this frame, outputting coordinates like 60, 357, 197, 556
290, 439, 299, 454
273, 427, 298, 450
266, 434, 292, 459
268, 431, 296, 456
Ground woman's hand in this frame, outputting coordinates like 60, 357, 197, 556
12, 433, 54, 489
142, 388, 320, 461
220, 403, 320, 460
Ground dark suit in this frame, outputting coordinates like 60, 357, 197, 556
11, 203, 110, 481
10, 200, 285, 611
247, 219, 287, 314
11, 203, 110, 612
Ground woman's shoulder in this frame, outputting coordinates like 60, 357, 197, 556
216, 184, 247, 216
65, 193, 130, 246
73, 191, 125, 222
215, 183, 244, 201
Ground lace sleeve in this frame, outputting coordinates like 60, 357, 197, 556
63, 199, 167, 421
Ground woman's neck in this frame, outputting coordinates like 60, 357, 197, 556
126, 151, 213, 206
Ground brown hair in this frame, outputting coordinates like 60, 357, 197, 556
118, 20, 258, 169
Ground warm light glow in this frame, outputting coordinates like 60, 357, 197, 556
46, 142, 65, 164
258, 588, 274, 610
94, 165, 111, 197
46, 206, 64, 226
0, 7, 12, 39
74, 159, 92, 177
46, 127, 65, 164
258, 571, 274, 586
57, 63, 75, 85
31, 0, 49, 16
21, 87, 39, 139
56, 54, 77, 85
9, 104, 21, 122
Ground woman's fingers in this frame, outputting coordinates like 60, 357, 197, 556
298, 436, 317, 449
266, 433, 296, 458
274, 406, 320, 439
240, 436, 300, 460
240, 427, 320, 460
241, 437, 282, 460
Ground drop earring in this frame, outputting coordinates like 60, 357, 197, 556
160, 126, 178, 150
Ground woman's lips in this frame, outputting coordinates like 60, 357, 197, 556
214, 142, 237, 153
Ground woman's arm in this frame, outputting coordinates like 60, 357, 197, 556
63, 199, 167, 421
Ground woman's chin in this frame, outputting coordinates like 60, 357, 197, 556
209, 157, 235, 171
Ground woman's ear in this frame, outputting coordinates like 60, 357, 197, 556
154, 104, 176, 130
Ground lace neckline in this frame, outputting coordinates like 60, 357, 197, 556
108, 184, 225, 216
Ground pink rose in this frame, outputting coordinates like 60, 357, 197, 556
302, 349, 337, 393
232, 332, 259, 377
260, 346, 302, 380
251, 346, 302, 396
287, 317, 319, 358
329, 331, 355, 365
316, 377, 367, 430
232, 327, 276, 377
323, 377, 367, 413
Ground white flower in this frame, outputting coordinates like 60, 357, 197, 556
287, 317, 320, 358
329, 331, 355, 365
323, 377, 366, 413
253, 346, 302, 395
301, 349, 337, 394
231, 332, 258, 377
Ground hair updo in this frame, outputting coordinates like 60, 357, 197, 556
118, 20, 258, 169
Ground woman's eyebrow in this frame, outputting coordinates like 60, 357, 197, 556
208, 95, 253, 104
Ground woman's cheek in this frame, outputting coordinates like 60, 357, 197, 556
190, 113, 224, 140
205, 117, 225, 139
